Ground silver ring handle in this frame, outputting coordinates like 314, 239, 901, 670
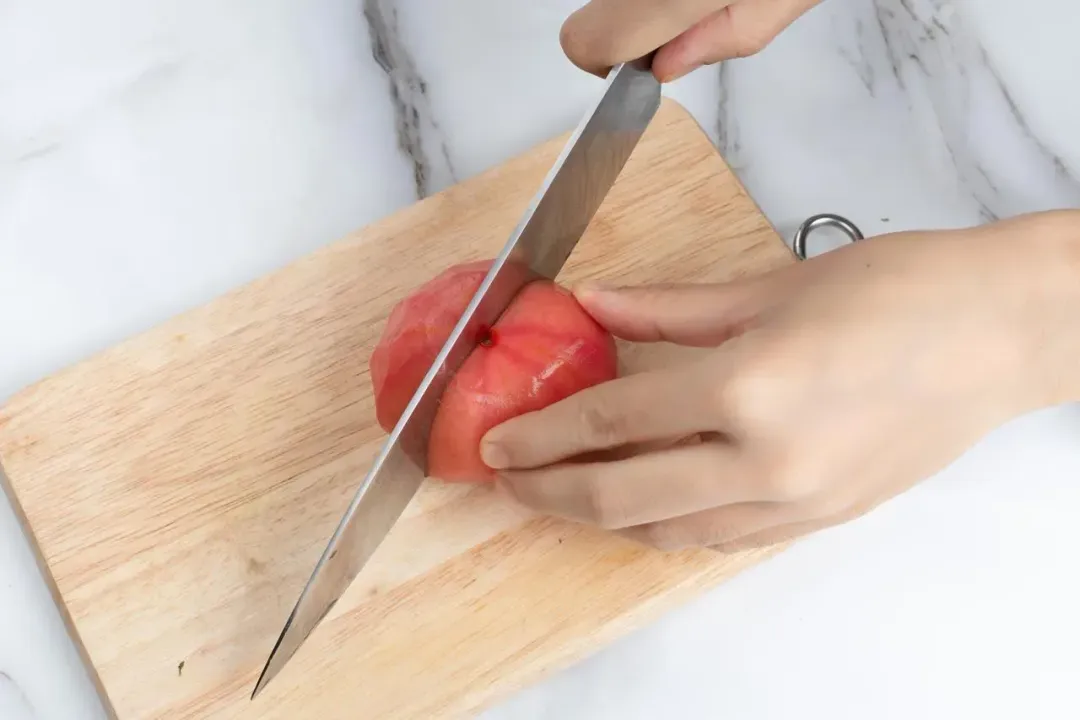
792, 213, 864, 261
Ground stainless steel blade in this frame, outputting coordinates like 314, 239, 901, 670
251, 55, 661, 699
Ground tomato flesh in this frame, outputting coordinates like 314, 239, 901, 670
369, 260, 617, 482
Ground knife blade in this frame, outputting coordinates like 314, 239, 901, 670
251, 55, 662, 699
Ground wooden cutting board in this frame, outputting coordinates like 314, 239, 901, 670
0, 99, 795, 719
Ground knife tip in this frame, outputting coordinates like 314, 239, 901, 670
250, 663, 271, 700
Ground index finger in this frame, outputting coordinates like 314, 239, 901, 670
480, 359, 721, 470
560, 0, 734, 76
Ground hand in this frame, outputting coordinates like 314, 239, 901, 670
561, 0, 825, 82
480, 211, 1080, 552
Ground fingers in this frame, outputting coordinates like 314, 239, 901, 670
561, 0, 822, 80
560, 0, 735, 76
497, 440, 768, 529
481, 278, 787, 469
569, 430, 705, 465
625, 497, 874, 553
652, 0, 824, 80
481, 361, 720, 470
573, 278, 779, 346
708, 516, 838, 553
620, 500, 804, 550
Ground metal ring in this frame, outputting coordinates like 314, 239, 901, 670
792, 213, 864, 261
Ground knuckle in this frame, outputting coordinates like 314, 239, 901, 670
711, 372, 747, 421
584, 480, 628, 530
712, 340, 797, 424
810, 488, 853, 518
578, 401, 629, 448
639, 523, 690, 552
558, 21, 583, 61
642, 516, 736, 553
733, 32, 770, 58
762, 456, 821, 502
713, 365, 770, 424
729, 17, 780, 59
702, 517, 751, 548
559, 19, 606, 72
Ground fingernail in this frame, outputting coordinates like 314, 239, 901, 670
655, 64, 699, 84
481, 441, 510, 470
573, 282, 614, 301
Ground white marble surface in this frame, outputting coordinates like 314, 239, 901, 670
2, 0, 1080, 718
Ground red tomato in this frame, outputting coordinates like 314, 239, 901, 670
370, 260, 617, 483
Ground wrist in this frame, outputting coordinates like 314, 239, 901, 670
996, 210, 1080, 410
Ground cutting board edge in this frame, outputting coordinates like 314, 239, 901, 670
460, 541, 792, 718
0, 460, 121, 719
658, 96, 791, 261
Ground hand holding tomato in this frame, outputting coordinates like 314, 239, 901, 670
480, 211, 1080, 551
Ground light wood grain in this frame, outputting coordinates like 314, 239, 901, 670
0, 99, 794, 719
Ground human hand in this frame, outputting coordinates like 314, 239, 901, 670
561, 0, 825, 81
480, 211, 1080, 552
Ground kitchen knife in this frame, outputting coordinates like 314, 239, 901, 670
252, 55, 662, 699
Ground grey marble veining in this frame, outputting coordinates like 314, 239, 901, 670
0, 670, 36, 719
715, 63, 744, 170
363, 0, 457, 198
870, 0, 1079, 220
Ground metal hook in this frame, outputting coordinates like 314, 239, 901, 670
792, 213, 864, 261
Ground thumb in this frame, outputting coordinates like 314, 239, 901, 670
573, 276, 779, 347
652, 0, 823, 81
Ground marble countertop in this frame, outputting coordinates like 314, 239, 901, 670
3, 0, 1080, 718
